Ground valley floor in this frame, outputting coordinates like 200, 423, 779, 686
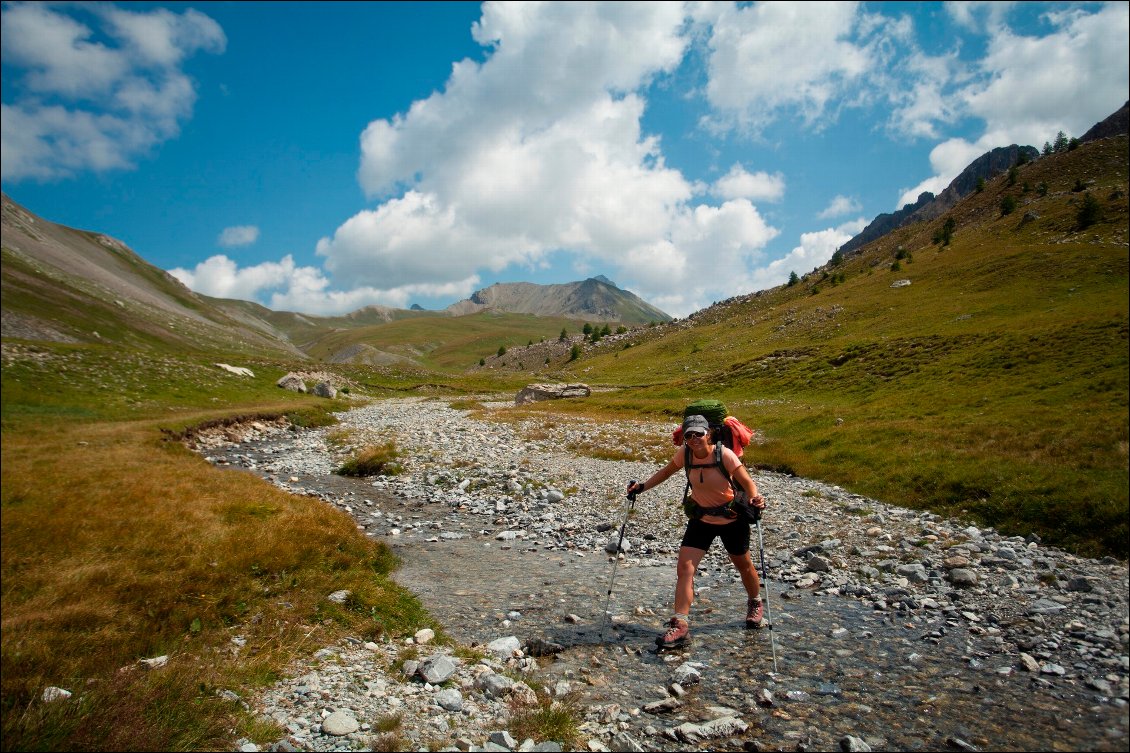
197, 397, 1129, 752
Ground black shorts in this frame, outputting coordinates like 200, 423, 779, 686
680, 518, 750, 555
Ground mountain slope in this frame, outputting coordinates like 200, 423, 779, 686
445, 277, 671, 324
840, 144, 1040, 255
839, 101, 1128, 257
563, 133, 1128, 556
1, 193, 305, 358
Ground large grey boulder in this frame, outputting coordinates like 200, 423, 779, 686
312, 381, 337, 399
276, 373, 307, 393
515, 383, 591, 404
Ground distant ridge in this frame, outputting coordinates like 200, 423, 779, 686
839, 101, 1128, 257
840, 144, 1039, 255
1080, 100, 1128, 143
445, 278, 671, 324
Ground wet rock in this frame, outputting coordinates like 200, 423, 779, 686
806, 555, 831, 572
668, 716, 748, 743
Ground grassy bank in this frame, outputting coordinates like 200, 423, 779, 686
1, 348, 441, 751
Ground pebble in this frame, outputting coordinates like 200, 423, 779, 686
196, 397, 1129, 752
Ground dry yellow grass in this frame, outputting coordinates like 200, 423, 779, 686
1, 416, 433, 750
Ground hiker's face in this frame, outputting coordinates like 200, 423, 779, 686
685, 431, 707, 444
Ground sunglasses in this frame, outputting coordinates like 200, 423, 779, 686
684, 430, 707, 439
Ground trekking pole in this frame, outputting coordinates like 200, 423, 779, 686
600, 481, 638, 645
755, 517, 780, 673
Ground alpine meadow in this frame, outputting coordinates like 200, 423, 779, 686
3, 90, 1128, 753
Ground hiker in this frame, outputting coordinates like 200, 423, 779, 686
626, 413, 767, 649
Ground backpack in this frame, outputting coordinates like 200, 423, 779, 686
675, 399, 760, 523
672, 399, 753, 457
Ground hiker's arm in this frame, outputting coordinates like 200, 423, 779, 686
733, 464, 766, 509
631, 459, 680, 495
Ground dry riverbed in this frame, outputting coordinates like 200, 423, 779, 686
191, 397, 1129, 753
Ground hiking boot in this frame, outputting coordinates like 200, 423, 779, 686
746, 598, 764, 629
656, 617, 690, 649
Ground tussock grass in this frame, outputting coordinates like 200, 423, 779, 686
1, 417, 434, 751
336, 441, 405, 477
506, 690, 582, 750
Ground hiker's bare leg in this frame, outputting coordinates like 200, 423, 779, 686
674, 546, 707, 615
730, 551, 761, 600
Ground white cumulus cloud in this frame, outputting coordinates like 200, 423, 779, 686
325, 1, 782, 318
818, 195, 862, 219
0, 2, 224, 181
701, 1, 874, 133
749, 218, 868, 291
218, 225, 259, 248
710, 165, 786, 202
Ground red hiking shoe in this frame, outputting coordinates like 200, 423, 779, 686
746, 598, 764, 629
656, 617, 690, 649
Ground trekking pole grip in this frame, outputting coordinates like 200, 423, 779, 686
627, 480, 639, 501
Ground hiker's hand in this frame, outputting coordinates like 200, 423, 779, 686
627, 481, 644, 499
751, 493, 766, 509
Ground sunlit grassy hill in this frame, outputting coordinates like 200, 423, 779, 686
202, 295, 449, 352
0, 194, 306, 360
542, 134, 1127, 557
303, 310, 600, 370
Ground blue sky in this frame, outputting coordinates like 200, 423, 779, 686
2, 2, 1127, 319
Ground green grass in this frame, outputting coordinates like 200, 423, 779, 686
0, 356, 441, 751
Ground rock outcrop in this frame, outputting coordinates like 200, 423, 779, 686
515, 383, 591, 404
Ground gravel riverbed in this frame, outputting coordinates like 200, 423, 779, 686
192, 397, 1129, 753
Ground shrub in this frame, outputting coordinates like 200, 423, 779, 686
337, 442, 404, 477
1000, 195, 1018, 216
569, 344, 581, 361
1076, 193, 1103, 230
932, 217, 956, 247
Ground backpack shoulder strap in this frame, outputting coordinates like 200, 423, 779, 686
713, 442, 730, 481
686, 442, 732, 482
